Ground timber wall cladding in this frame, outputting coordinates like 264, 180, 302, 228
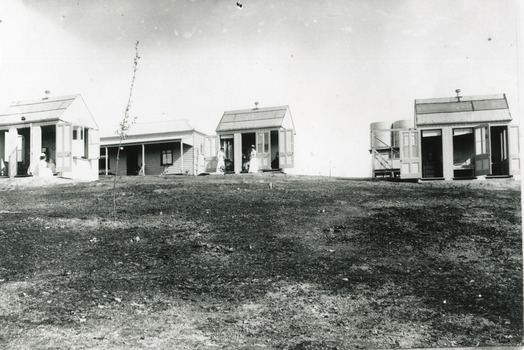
183, 144, 193, 175
106, 147, 127, 175
104, 140, 199, 175
144, 142, 181, 175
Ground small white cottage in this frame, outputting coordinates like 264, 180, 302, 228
206, 105, 296, 174
0, 94, 100, 181
99, 119, 207, 176
370, 92, 520, 181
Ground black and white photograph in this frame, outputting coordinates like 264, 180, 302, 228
0, 0, 521, 348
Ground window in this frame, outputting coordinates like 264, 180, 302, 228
161, 149, 173, 165
257, 132, 269, 153
72, 126, 87, 158
73, 127, 84, 140
475, 126, 488, 155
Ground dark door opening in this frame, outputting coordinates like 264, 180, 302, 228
126, 145, 141, 175
17, 128, 31, 176
220, 137, 234, 172
270, 130, 279, 169
452, 128, 475, 178
241, 133, 255, 172
0, 130, 6, 176
421, 130, 443, 178
41, 125, 56, 164
490, 125, 509, 176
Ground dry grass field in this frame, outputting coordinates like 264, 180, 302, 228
0, 174, 521, 349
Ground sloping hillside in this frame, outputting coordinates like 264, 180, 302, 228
0, 175, 521, 349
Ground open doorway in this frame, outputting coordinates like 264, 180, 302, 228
126, 145, 141, 175
41, 125, 56, 164
421, 129, 443, 178
490, 125, 509, 176
241, 132, 255, 172
17, 128, 31, 176
220, 137, 234, 172
270, 130, 279, 169
452, 128, 475, 178
0, 130, 6, 176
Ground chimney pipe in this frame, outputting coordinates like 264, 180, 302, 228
455, 89, 462, 102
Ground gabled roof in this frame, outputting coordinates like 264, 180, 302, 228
415, 93, 511, 126
100, 119, 203, 146
216, 105, 293, 132
127, 119, 195, 136
0, 94, 98, 129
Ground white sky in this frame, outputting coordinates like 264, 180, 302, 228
0, 0, 521, 177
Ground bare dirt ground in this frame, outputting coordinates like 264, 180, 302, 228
0, 174, 521, 349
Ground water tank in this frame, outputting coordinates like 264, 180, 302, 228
391, 119, 413, 148
370, 122, 392, 149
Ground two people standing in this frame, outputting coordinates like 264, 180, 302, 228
216, 145, 258, 173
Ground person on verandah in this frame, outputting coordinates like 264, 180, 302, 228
28, 153, 54, 178
248, 145, 258, 173
216, 147, 226, 174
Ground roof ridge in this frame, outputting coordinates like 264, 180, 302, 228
223, 105, 289, 114
135, 118, 190, 124
415, 94, 505, 104
10, 94, 79, 106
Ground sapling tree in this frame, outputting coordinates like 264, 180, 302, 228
113, 40, 140, 220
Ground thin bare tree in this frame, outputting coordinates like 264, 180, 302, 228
113, 40, 140, 220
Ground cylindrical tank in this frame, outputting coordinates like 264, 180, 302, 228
370, 122, 391, 149
391, 119, 413, 148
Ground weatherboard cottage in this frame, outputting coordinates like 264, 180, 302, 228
205, 104, 296, 174
0, 94, 100, 181
370, 92, 520, 180
99, 119, 207, 176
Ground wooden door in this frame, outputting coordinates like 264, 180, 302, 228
278, 129, 294, 168
399, 130, 421, 179
30, 125, 42, 168
7, 129, 18, 177
56, 123, 73, 172
474, 125, 491, 176
256, 131, 270, 169
87, 128, 100, 160
508, 124, 520, 176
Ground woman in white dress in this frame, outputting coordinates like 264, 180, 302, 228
216, 147, 226, 173
29, 153, 53, 178
248, 145, 258, 173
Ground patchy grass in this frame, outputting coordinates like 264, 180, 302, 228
0, 175, 521, 349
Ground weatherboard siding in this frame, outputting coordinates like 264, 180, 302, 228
183, 144, 193, 175
142, 142, 179, 175
106, 147, 127, 176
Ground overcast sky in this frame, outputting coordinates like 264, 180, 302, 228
0, 0, 521, 177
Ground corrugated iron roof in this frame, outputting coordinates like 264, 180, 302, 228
126, 119, 195, 136
216, 105, 289, 132
100, 119, 201, 146
415, 93, 512, 125
0, 95, 79, 126
415, 94, 508, 115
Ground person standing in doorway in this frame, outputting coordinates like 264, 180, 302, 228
216, 147, 226, 174
248, 145, 258, 173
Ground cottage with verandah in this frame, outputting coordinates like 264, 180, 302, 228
99, 119, 207, 176
0, 94, 100, 181
205, 104, 296, 174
